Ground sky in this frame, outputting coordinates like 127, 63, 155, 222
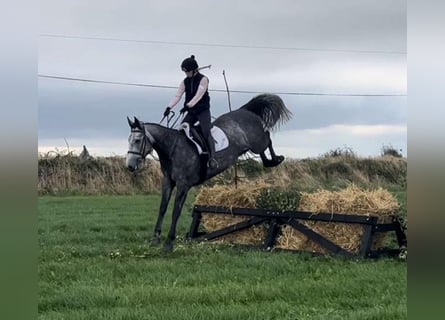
39, 0, 407, 159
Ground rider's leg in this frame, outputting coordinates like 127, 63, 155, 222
198, 109, 218, 169
181, 112, 197, 127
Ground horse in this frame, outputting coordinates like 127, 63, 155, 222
126, 93, 292, 252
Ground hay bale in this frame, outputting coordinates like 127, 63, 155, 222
196, 183, 400, 254
195, 181, 270, 209
279, 185, 399, 253
298, 185, 398, 216
196, 181, 271, 245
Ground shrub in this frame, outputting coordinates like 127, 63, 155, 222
38, 150, 407, 195
256, 187, 301, 211
381, 144, 403, 158
38, 155, 162, 195
356, 158, 406, 185
237, 158, 264, 178
322, 146, 356, 158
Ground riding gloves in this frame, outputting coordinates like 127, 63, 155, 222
163, 107, 171, 117
179, 106, 188, 114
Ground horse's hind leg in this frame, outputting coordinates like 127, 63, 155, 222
267, 138, 285, 165
151, 177, 175, 245
260, 151, 284, 168
260, 131, 285, 168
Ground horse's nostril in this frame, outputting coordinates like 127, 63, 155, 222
128, 165, 135, 172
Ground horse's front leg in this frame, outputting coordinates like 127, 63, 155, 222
151, 177, 175, 246
164, 184, 190, 252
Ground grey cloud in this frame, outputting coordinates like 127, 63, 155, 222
39, 79, 406, 140
41, 0, 406, 51
39, 1, 406, 157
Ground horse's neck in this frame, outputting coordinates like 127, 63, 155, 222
144, 123, 177, 154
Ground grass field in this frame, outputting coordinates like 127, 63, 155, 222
38, 194, 407, 320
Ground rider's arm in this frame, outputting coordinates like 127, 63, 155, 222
167, 81, 185, 108
186, 76, 209, 108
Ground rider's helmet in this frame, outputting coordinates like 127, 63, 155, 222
181, 55, 199, 72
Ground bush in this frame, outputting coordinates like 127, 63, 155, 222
322, 161, 353, 179
38, 155, 162, 195
256, 187, 301, 211
356, 158, 406, 185
237, 158, 264, 178
322, 146, 356, 158
381, 144, 403, 158
38, 150, 407, 195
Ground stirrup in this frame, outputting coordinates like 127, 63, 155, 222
208, 158, 219, 169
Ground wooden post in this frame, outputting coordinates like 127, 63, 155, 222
222, 70, 238, 189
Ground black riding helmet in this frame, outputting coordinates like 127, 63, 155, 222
181, 55, 199, 72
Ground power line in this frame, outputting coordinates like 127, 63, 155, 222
38, 74, 407, 97
40, 33, 406, 55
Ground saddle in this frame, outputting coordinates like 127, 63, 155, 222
178, 122, 228, 155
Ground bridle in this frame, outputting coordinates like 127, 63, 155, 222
126, 119, 178, 164
127, 127, 155, 158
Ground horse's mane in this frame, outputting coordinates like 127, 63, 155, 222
240, 94, 292, 131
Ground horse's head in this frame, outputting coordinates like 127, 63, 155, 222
126, 116, 153, 172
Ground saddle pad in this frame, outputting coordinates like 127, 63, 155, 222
211, 126, 229, 152
179, 123, 229, 154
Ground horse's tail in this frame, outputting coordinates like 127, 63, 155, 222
240, 94, 292, 131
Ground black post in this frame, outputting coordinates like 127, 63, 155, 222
359, 217, 378, 257
187, 208, 203, 239
394, 217, 407, 247
264, 218, 280, 250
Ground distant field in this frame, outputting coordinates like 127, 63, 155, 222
38, 194, 407, 320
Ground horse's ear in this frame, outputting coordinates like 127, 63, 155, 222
127, 116, 135, 128
134, 117, 142, 129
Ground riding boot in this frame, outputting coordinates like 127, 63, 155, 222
206, 134, 218, 169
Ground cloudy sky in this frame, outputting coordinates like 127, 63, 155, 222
39, 0, 406, 159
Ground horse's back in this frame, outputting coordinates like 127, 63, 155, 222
214, 109, 263, 133
213, 109, 269, 152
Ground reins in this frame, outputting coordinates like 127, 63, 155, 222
160, 110, 183, 128
159, 112, 182, 158
130, 105, 186, 162
129, 114, 181, 162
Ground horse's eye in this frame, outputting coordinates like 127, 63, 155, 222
134, 139, 141, 144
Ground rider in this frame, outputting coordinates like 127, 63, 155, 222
163, 55, 218, 169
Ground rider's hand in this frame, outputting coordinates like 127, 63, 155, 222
163, 107, 171, 117
179, 106, 188, 114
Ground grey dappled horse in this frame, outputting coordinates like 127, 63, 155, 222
126, 94, 292, 252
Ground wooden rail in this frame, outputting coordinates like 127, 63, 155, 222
187, 205, 407, 258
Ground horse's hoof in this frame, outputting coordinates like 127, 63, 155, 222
262, 156, 284, 168
275, 155, 284, 165
163, 242, 174, 253
150, 237, 161, 246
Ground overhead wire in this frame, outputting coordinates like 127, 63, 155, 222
38, 74, 406, 97
40, 33, 406, 55
39, 33, 406, 96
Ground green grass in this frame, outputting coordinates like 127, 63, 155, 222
38, 195, 407, 320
